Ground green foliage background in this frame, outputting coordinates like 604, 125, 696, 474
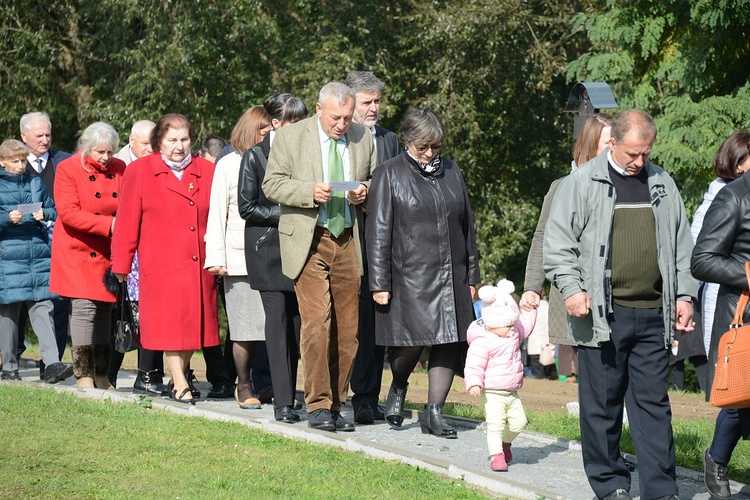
1, 0, 749, 285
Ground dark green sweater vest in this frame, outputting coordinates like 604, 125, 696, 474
609, 165, 662, 308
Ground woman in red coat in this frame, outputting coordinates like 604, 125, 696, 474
50, 122, 127, 389
111, 114, 219, 404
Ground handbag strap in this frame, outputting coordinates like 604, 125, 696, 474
118, 281, 130, 321
731, 262, 750, 327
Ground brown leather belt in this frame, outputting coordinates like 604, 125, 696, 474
314, 226, 353, 238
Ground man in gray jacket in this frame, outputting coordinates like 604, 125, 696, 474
543, 109, 697, 500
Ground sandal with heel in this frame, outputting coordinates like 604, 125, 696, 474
171, 387, 195, 405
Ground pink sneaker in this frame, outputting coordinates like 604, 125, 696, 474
502, 442, 513, 463
490, 453, 508, 472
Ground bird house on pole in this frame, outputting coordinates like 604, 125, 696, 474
565, 82, 619, 139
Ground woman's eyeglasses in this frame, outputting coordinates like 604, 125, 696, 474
413, 144, 442, 153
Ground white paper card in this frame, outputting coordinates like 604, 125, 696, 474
330, 181, 361, 191
17, 202, 42, 215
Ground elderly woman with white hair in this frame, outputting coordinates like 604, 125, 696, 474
50, 121, 127, 389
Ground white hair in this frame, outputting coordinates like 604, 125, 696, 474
131, 119, 155, 137
318, 82, 356, 107
20, 112, 52, 134
77, 122, 119, 159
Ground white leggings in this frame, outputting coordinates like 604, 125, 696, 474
484, 390, 527, 455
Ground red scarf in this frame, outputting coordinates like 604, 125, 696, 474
84, 154, 109, 173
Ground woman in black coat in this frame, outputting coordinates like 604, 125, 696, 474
691, 129, 750, 498
237, 93, 308, 423
367, 108, 481, 438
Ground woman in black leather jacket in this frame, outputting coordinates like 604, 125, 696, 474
237, 93, 308, 423
691, 129, 750, 498
367, 108, 481, 438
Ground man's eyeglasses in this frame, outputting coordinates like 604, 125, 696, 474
413, 144, 442, 153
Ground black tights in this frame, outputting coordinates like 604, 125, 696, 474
233, 340, 256, 397
389, 343, 460, 407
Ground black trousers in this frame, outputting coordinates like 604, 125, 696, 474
138, 348, 164, 373
260, 290, 300, 409
203, 344, 233, 385
350, 266, 385, 409
577, 304, 677, 499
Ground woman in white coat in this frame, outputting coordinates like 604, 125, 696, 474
204, 106, 271, 409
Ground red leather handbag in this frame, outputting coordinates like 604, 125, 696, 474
710, 262, 750, 409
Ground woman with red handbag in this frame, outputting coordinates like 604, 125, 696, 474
691, 129, 750, 499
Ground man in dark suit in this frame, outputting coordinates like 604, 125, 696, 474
263, 82, 376, 431
343, 71, 400, 424
21, 112, 70, 199
19, 112, 72, 374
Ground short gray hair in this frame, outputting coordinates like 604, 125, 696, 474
343, 72, 384, 94
20, 112, 51, 134
399, 108, 445, 146
318, 82, 356, 107
131, 119, 155, 137
77, 122, 119, 159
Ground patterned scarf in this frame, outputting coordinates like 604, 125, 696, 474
406, 148, 442, 174
160, 152, 193, 171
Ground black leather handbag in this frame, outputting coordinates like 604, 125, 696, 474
114, 281, 141, 353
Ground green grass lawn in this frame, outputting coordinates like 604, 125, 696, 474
0, 385, 488, 499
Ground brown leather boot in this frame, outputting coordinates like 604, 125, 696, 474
71, 345, 95, 389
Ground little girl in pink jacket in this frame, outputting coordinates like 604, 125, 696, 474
465, 279, 537, 472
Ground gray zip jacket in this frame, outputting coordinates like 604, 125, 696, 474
542, 150, 698, 348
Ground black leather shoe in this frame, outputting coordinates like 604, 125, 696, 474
134, 370, 169, 396
354, 405, 375, 424
39, 360, 45, 380
43, 362, 74, 384
184, 369, 201, 398
207, 383, 235, 399
332, 411, 355, 432
374, 404, 385, 420
275, 405, 299, 423
602, 489, 632, 500
703, 448, 731, 500
1, 370, 22, 381
307, 409, 335, 431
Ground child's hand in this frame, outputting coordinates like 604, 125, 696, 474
468, 386, 481, 397
519, 290, 540, 310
